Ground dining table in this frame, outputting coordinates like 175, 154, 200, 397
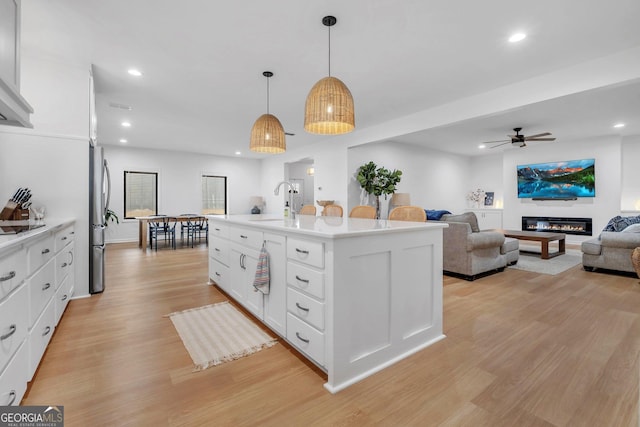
135, 214, 207, 249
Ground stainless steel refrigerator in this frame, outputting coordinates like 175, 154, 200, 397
89, 143, 111, 294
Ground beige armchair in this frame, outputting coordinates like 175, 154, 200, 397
440, 212, 518, 280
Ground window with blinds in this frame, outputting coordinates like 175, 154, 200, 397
202, 175, 226, 215
124, 171, 158, 219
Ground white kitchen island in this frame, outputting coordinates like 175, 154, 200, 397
207, 214, 447, 393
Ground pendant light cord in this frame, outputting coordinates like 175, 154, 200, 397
328, 24, 331, 77
266, 76, 270, 114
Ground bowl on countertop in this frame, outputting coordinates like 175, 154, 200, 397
316, 200, 335, 207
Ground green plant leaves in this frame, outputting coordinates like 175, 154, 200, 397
356, 161, 402, 197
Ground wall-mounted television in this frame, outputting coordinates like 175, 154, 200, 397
517, 158, 595, 199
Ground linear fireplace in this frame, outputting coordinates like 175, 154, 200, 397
522, 216, 593, 236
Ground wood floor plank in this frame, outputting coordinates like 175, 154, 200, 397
21, 242, 640, 426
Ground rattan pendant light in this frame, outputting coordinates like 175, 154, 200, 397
250, 71, 286, 153
304, 16, 355, 135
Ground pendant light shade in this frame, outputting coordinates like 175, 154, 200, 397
304, 16, 355, 135
250, 71, 286, 153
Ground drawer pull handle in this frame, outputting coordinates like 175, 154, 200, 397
61, 294, 68, 301
42, 283, 51, 291
215, 248, 221, 252
215, 272, 221, 277
61, 262, 68, 268
6, 390, 16, 406
70, 231, 75, 235
215, 228, 221, 231
42, 326, 51, 336
295, 332, 310, 344
69, 251, 74, 266
42, 248, 51, 254
0, 271, 16, 282
295, 275, 309, 284
61, 236, 67, 241
295, 303, 310, 312
1, 324, 17, 341
240, 235, 248, 239
295, 248, 309, 255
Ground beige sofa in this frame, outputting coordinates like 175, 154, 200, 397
581, 230, 640, 273
440, 212, 519, 280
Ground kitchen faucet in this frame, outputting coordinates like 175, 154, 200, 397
274, 181, 295, 219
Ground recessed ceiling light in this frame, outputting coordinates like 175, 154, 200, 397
121, 121, 131, 127
613, 123, 625, 128
119, 139, 128, 143
478, 144, 486, 149
235, 151, 242, 155
508, 33, 526, 43
128, 69, 143, 77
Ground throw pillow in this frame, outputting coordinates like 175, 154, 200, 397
440, 212, 480, 232
425, 209, 452, 221
621, 223, 640, 233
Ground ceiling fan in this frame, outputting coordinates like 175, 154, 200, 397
483, 127, 556, 148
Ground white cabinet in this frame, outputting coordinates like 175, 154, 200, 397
465, 209, 503, 230
0, 220, 75, 405
209, 224, 286, 336
285, 237, 326, 367
0, 0, 33, 127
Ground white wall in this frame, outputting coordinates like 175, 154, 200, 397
469, 153, 505, 208
501, 136, 622, 243
347, 141, 472, 217
621, 135, 640, 211
102, 145, 262, 243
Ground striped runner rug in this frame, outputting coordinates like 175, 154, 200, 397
167, 301, 277, 371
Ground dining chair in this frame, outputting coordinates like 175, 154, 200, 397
388, 206, 427, 222
299, 205, 317, 215
322, 204, 343, 217
150, 216, 177, 250
349, 205, 376, 219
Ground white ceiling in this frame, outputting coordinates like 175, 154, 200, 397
22, 0, 640, 157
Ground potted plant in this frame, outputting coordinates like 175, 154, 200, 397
105, 208, 120, 226
356, 161, 402, 218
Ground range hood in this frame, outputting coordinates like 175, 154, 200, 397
0, 78, 33, 128
0, 0, 33, 128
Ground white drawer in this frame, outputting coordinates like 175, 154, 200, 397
287, 238, 324, 269
209, 257, 230, 293
0, 340, 28, 406
209, 237, 230, 265
28, 298, 55, 381
287, 313, 325, 366
287, 287, 325, 331
55, 241, 74, 289
209, 221, 229, 239
0, 283, 28, 373
28, 258, 56, 328
55, 273, 74, 325
27, 235, 55, 275
229, 226, 263, 250
0, 247, 26, 301
287, 261, 325, 300
54, 224, 75, 252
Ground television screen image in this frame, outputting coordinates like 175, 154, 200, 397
517, 158, 595, 199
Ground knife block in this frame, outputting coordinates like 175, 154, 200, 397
0, 200, 18, 220
0, 201, 29, 220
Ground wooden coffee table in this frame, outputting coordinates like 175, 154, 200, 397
498, 229, 566, 259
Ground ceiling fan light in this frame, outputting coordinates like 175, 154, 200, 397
304, 76, 355, 134
250, 113, 286, 153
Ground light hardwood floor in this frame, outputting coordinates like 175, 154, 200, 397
23, 242, 640, 426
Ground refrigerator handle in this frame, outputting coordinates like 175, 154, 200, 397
104, 158, 112, 212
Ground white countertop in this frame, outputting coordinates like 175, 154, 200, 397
0, 218, 74, 252
207, 214, 447, 239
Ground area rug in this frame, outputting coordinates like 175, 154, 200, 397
508, 249, 583, 275
167, 301, 277, 371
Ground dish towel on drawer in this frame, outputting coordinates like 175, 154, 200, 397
253, 241, 270, 294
